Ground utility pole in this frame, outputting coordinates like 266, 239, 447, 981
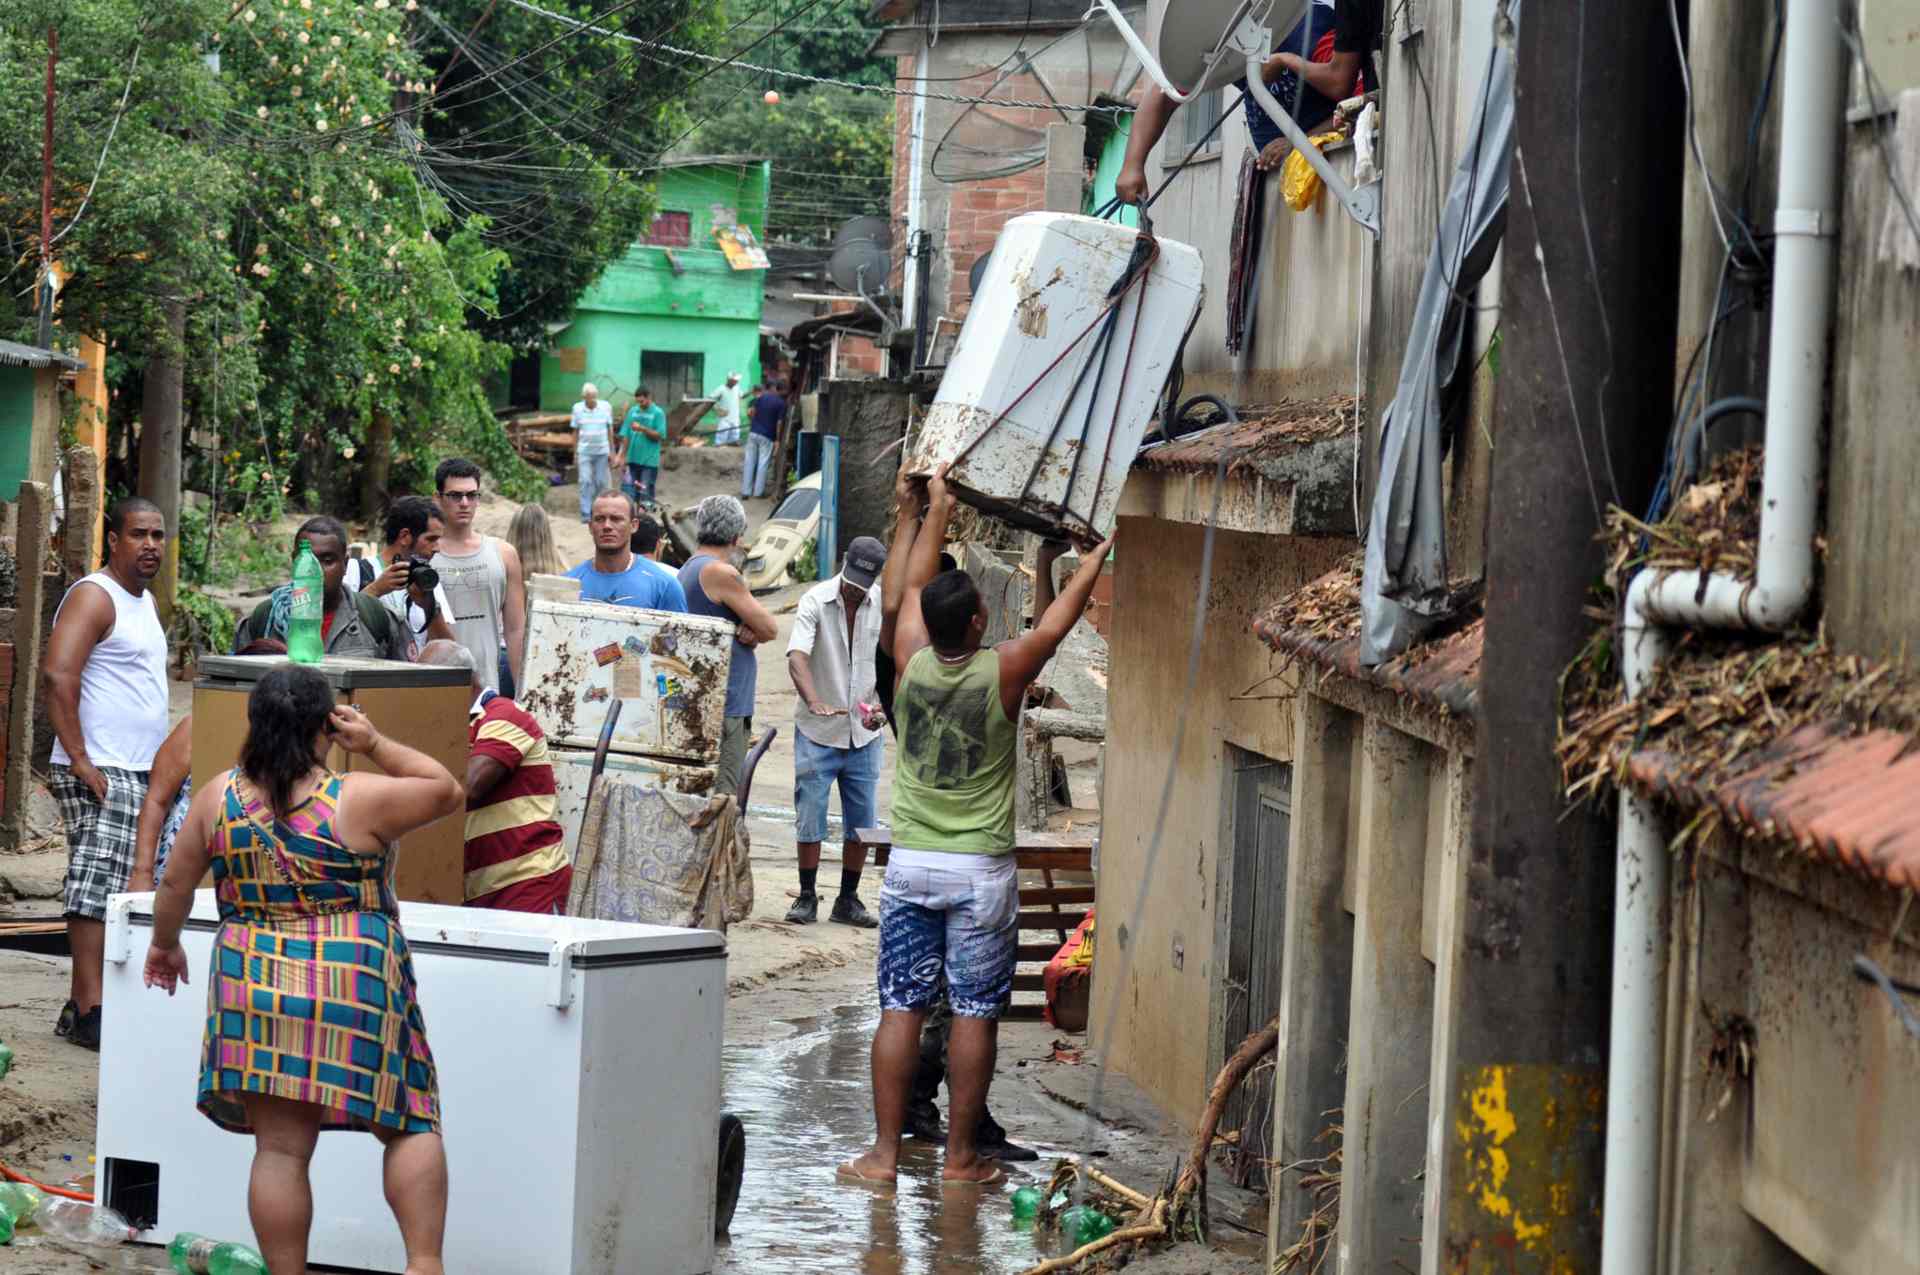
38, 26, 57, 348
1443, 1, 1686, 1268
139, 302, 186, 625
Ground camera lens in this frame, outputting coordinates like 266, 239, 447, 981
408, 557, 439, 590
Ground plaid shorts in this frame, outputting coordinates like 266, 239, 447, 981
51, 764, 150, 921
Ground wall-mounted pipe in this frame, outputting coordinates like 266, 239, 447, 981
1599, 1, 1845, 1272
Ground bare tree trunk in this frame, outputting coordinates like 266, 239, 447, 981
361, 409, 394, 517
138, 300, 186, 624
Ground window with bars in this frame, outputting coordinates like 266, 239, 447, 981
645, 210, 692, 247
1179, 87, 1227, 157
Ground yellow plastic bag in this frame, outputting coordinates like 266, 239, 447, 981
1281, 132, 1347, 212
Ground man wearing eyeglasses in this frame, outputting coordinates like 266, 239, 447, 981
433, 457, 528, 695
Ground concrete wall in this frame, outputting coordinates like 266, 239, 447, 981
1675, 0, 1920, 659
539, 311, 763, 415
1092, 514, 1353, 1126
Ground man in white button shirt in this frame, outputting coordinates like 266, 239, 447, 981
708, 370, 743, 446
783, 535, 888, 927
570, 382, 613, 523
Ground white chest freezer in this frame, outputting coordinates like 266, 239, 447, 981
912, 211, 1205, 539
96, 890, 726, 1274
518, 599, 735, 764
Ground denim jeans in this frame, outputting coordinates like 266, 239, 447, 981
577, 452, 610, 521
741, 433, 775, 498
626, 463, 658, 503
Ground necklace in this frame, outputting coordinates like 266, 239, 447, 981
934, 647, 972, 665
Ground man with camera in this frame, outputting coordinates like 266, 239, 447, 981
363, 495, 457, 660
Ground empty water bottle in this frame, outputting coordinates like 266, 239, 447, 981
1009, 1185, 1043, 1222
35, 1198, 132, 1246
1060, 1204, 1116, 1246
170, 1232, 269, 1274
0, 1039, 13, 1079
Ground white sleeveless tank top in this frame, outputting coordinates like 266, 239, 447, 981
50, 571, 170, 770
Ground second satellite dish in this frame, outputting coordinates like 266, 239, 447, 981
828, 216, 894, 298
1157, 0, 1313, 96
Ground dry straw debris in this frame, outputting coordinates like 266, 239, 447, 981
1557, 443, 1920, 848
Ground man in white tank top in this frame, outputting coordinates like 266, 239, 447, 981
43, 498, 172, 1050
432, 457, 527, 695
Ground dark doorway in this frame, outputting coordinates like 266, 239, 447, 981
1217, 747, 1292, 1189
641, 350, 705, 412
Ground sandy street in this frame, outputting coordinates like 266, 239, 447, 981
0, 445, 1258, 1274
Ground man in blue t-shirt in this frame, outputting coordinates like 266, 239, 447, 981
741, 382, 787, 501
567, 491, 687, 611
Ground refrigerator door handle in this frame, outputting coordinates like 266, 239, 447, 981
105, 897, 133, 965
547, 940, 577, 1009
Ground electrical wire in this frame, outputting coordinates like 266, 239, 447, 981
497, 0, 1127, 113
1838, 0, 1920, 256
47, 41, 142, 249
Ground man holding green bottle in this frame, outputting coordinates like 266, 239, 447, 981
232, 516, 407, 661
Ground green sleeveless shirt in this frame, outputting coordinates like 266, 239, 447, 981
889, 646, 1017, 855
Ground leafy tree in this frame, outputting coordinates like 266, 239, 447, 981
413, 0, 727, 349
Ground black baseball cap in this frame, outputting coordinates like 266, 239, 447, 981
842, 536, 887, 590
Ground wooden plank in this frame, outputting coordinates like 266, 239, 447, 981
1018, 909, 1087, 931
1015, 847, 1093, 871
1003, 1004, 1047, 1021
1021, 885, 1094, 907
3, 482, 49, 845
1017, 943, 1065, 963
1011, 973, 1047, 992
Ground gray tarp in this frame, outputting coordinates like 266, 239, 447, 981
1359, 1, 1520, 666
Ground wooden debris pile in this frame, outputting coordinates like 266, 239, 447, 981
1557, 443, 1918, 846
1273, 1115, 1342, 1273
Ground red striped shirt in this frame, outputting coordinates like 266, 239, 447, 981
466, 694, 571, 913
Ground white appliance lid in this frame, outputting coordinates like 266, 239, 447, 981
117, 890, 724, 961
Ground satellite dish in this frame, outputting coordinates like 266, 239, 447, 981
968, 249, 994, 296
1158, 0, 1311, 95
832, 216, 891, 252
931, 11, 1148, 184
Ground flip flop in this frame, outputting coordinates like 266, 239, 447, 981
941, 1165, 1007, 1188
836, 1161, 896, 1187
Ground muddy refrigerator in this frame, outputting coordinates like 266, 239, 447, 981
518, 598, 735, 853
96, 893, 727, 1274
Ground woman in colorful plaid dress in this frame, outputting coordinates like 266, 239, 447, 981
144, 664, 464, 1275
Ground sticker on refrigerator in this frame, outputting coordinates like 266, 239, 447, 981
613, 653, 646, 700
592, 642, 623, 667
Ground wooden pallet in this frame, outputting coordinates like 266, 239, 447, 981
857, 828, 1094, 1021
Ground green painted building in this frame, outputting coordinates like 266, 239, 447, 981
539, 157, 773, 420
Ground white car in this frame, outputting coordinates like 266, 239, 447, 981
744, 472, 822, 593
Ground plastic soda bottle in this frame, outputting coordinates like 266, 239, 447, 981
287, 540, 325, 664
1009, 1185, 1043, 1221
1060, 1204, 1116, 1246
170, 1233, 269, 1274
35, 1198, 133, 1246
0, 1040, 12, 1079
0, 1182, 43, 1224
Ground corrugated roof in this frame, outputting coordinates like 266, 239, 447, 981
1136, 395, 1358, 477
1253, 603, 1484, 720
1627, 723, 1920, 891
0, 339, 85, 371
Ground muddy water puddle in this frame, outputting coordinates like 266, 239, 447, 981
717, 1003, 1086, 1274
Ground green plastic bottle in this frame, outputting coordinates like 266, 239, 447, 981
1009, 1185, 1043, 1222
1061, 1204, 1116, 1246
287, 541, 324, 664
169, 1233, 268, 1275
0, 1040, 12, 1079
0, 1182, 42, 1224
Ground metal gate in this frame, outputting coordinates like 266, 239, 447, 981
1218, 755, 1292, 1189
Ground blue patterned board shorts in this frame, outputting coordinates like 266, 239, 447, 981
877, 853, 1019, 1020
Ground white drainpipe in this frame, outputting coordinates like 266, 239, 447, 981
1599, 1, 1844, 1271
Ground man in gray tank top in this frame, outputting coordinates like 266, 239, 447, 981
43, 498, 171, 1050
676, 495, 778, 794
433, 458, 527, 695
